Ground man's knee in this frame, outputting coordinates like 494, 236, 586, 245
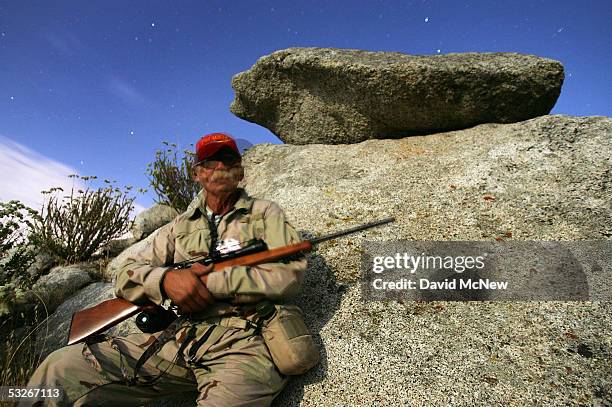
29, 345, 89, 387
196, 377, 286, 407
195, 355, 286, 406
28, 339, 199, 406
193, 334, 287, 406
25, 344, 103, 405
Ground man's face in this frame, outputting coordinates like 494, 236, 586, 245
193, 152, 244, 196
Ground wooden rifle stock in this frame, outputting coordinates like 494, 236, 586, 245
67, 241, 313, 345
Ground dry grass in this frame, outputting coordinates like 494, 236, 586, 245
0, 294, 50, 407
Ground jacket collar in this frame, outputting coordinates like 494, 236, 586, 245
186, 188, 253, 220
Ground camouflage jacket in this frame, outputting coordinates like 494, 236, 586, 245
115, 188, 307, 314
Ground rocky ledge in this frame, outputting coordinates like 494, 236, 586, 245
231, 48, 564, 144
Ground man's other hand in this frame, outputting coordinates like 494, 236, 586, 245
162, 263, 215, 313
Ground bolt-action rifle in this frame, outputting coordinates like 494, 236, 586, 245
67, 217, 394, 345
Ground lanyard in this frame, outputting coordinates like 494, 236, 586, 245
207, 212, 220, 257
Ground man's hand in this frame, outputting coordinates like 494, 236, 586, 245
161, 262, 215, 313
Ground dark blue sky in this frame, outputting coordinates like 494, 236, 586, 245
1, 1, 610, 210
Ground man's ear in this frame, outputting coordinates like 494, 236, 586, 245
191, 166, 199, 181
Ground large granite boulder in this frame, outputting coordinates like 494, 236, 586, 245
243, 115, 610, 273
238, 114, 611, 406
31, 115, 611, 406
231, 48, 564, 144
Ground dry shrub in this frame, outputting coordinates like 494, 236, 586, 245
31, 175, 134, 264
146, 141, 200, 212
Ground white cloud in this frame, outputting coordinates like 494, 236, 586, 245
0, 136, 82, 211
0, 136, 148, 220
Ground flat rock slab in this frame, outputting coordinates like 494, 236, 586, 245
231, 48, 564, 144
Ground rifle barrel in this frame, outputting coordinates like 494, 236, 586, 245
310, 217, 394, 245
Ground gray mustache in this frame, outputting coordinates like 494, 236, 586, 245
210, 168, 242, 182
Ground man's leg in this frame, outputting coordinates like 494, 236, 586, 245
192, 333, 286, 407
26, 333, 197, 406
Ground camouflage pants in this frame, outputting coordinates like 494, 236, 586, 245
26, 319, 286, 406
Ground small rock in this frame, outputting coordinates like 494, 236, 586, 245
132, 204, 179, 241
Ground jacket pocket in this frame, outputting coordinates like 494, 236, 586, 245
175, 227, 211, 259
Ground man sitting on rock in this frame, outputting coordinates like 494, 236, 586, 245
27, 133, 308, 406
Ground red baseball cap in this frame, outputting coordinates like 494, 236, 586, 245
195, 133, 241, 163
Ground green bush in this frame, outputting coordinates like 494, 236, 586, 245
146, 141, 200, 213
0, 201, 37, 285
0, 201, 38, 314
31, 175, 135, 264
